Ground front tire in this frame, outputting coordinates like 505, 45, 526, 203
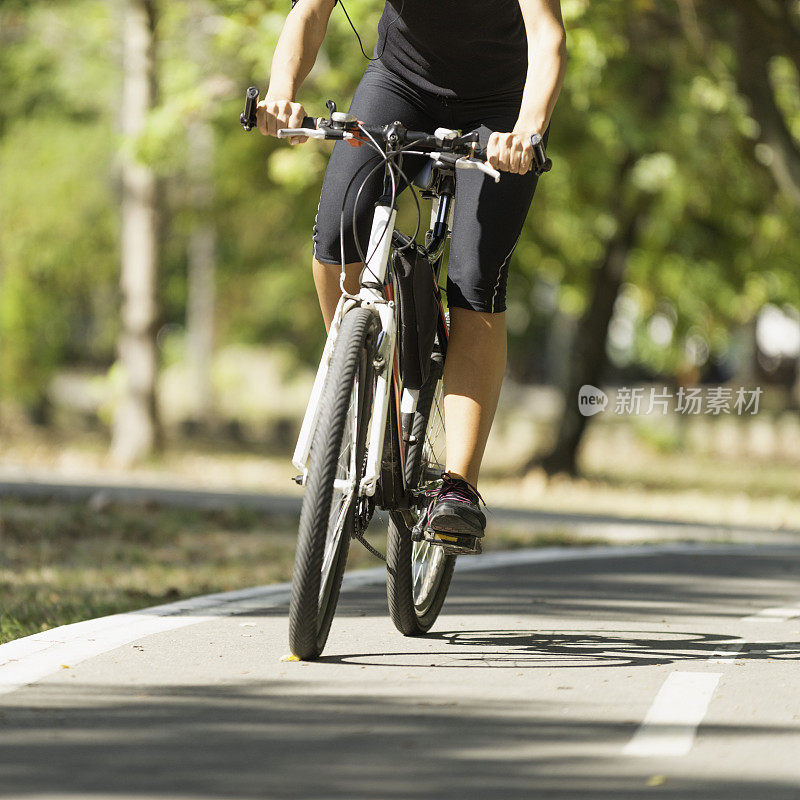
289, 307, 376, 660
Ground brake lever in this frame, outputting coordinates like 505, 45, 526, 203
277, 126, 352, 141
277, 128, 327, 140
455, 157, 501, 183
431, 152, 501, 183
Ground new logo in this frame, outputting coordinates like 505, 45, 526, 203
578, 385, 608, 416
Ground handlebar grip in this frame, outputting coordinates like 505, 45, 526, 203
530, 133, 552, 173
468, 137, 551, 175
240, 86, 259, 132
240, 87, 319, 135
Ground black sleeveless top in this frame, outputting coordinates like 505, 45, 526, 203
374, 0, 528, 100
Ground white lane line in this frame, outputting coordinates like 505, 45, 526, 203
623, 671, 721, 757
0, 564, 397, 697
742, 605, 800, 623
0, 582, 296, 697
707, 644, 743, 663
0, 542, 763, 699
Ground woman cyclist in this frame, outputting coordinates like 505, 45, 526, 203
258, 0, 566, 550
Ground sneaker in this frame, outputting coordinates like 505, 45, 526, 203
417, 472, 487, 554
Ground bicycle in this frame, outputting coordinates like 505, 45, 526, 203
240, 87, 551, 660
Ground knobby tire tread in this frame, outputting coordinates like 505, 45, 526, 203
289, 307, 374, 660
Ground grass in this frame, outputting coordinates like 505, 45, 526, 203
0, 499, 337, 644
0, 497, 609, 645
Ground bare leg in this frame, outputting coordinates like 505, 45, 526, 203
312, 258, 362, 331
443, 307, 507, 487
314, 262, 505, 488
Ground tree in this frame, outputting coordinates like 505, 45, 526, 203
526, 0, 800, 474
111, 0, 161, 466
0, 2, 119, 418
186, 6, 218, 426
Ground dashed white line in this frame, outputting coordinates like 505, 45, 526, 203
623, 671, 722, 757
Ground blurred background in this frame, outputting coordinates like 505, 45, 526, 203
1, 0, 799, 640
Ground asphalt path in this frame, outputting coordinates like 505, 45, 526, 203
2, 543, 800, 798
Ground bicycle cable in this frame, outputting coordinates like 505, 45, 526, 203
353, 124, 399, 276
358, 131, 424, 259
337, 129, 424, 287
337, 150, 384, 287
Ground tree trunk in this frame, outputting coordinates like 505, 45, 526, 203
186, 118, 216, 425
111, 0, 160, 467
734, 12, 800, 207
691, 0, 800, 205
529, 159, 647, 476
186, 9, 217, 426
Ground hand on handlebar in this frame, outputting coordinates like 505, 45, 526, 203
257, 98, 309, 145
486, 130, 542, 175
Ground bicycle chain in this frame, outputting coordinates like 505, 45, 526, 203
352, 493, 385, 561
351, 451, 386, 562
352, 528, 386, 562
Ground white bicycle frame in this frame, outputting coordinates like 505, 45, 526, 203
290, 130, 496, 500
292, 203, 398, 498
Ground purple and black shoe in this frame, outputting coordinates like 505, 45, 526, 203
415, 472, 487, 554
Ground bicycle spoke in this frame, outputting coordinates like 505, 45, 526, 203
412, 541, 430, 591
409, 377, 449, 607
412, 539, 444, 604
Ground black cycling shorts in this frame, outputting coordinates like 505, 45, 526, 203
312, 60, 546, 314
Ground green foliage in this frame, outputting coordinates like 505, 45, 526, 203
506, 0, 800, 377
0, 1, 119, 407
0, 118, 118, 404
1, 0, 799, 410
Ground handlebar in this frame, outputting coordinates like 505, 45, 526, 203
239, 86, 320, 134
239, 87, 552, 178
470, 133, 551, 174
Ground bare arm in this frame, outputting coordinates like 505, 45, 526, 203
257, 0, 337, 142
515, 0, 567, 134
487, 0, 567, 173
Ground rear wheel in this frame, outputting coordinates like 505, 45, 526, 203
387, 350, 457, 635
289, 307, 376, 660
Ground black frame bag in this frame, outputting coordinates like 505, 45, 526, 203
393, 244, 439, 392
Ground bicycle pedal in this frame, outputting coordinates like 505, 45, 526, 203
410, 518, 427, 542
424, 529, 482, 555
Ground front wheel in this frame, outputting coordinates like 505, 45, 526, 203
289, 307, 376, 660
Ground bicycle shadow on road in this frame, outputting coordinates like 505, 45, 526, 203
315, 546, 800, 668
319, 628, 800, 669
